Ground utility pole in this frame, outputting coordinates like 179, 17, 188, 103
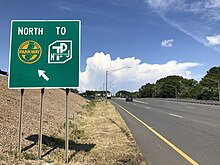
106, 71, 108, 105
175, 87, 177, 99
205, 78, 220, 102
103, 83, 105, 99
218, 80, 220, 102
105, 66, 131, 105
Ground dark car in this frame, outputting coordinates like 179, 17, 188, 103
125, 96, 133, 102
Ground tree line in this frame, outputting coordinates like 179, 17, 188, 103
116, 66, 220, 101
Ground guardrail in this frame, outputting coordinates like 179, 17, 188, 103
115, 97, 220, 106
157, 98, 220, 106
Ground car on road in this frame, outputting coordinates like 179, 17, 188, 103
107, 93, 112, 99
125, 96, 133, 102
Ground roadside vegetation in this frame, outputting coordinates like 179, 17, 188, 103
1, 94, 146, 164
69, 100, 146, 165
115, 66, 220, 101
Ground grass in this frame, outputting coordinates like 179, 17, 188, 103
61, 115, 85, 141
69, 115, 85, 141
8, 149, 38, 160
42, 144, 47, 152
22, 152, 38, 160
3, 99, 146, 164
82, 100, 96, 112
67, 101, 147, 165
63, 101, 96, 135
70, 128, 85, 140
0, 154, 4, 161
8, 149, 20, 159
48, 151, 64, 163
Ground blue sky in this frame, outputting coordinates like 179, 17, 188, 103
1, 0, 220, 92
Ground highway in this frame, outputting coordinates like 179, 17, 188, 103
111, 98, 220, 165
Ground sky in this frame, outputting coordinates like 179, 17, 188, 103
1, 0, 220, 93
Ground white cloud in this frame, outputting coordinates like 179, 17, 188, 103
161, 39, 174, 47
145, 0, 220, 52
146, 0, 184, 12
206, 35, 220, 45
80, 52, 200, 93
205, 0, 220, 8
146, 0, 220, 15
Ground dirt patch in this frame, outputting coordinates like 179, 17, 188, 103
0, 76, 146, 164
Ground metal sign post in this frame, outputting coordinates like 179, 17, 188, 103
18, 89, 24, 153
65, 88, 70, 163
38, 88, 44, 159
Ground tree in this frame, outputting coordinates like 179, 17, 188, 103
153, 75, 199, 98
198, 67, 220, 100
154, 76, 182, 98
115, 90, 131, 98
138, 83, 155, 98
178, 79, 199, 99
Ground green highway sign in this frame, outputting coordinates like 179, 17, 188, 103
8, 20, 80, 89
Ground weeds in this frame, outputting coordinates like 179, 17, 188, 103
8, 149, 20, 159
8, 149, 37, 160
70, 128, 85, 140
0, 154, 4, 161
22, 152, 38, 160
69, 117, 85, 140
82, 101, 96, 112
48, 151, 64, 163
42, 144, 47, 152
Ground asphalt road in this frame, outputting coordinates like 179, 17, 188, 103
111, 98, 220, 165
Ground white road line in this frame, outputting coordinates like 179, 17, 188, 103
169, 113, 183, 118
145, 107, 150, 109
186, 106, 195, 109
133, 100, 148, 105
113, 102, 199, 165
114, 98, 124, 100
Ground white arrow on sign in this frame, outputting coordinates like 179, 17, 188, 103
38, 70, 49, 81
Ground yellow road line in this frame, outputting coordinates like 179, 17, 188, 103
114, 102, 199, 165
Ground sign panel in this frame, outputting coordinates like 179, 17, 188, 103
8, 20, 80, 88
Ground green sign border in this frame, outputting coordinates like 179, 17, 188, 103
8, 20, 81, 89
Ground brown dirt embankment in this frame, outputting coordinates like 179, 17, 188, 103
0, 76, 146, 164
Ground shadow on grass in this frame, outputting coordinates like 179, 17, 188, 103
22, 134, 96, 158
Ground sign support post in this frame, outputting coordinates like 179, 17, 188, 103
65, 88, 70, 163
18, 89, 24, 153
9, 20, 80, 163
38, 88, 44, 159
